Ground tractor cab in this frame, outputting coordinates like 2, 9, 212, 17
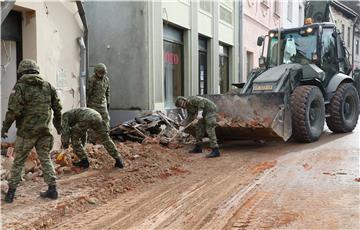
257, 22, 352, 83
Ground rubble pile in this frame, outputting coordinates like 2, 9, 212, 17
2, 140, 190, 230
1, 138, 190, 197
110, 111, 194, 146
217, 112, 272, 128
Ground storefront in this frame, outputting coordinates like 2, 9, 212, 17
163, 25, 184, 108
198, 37, 208, 95
219, 43, 230, 93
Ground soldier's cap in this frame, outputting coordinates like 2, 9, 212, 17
175, 96, 187, 107
94, 63, 107, 73
17, 59, 40, 74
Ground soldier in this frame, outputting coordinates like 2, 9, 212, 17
61, 107, 124, 169
87, 63, 110, 143
1, 59, 62, 203
175, 96, 220, 158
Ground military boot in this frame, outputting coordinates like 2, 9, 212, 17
40, 185, 58, 200
73, 158, 90, 169
4, 187, 16, 203
189, 144, 202, 153
114, 158, 124, 168
206, 148, 220, 158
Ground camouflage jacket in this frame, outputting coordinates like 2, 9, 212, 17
185, 96, 217, 122
86, 74, 110, 108
2, 74, 62, 138
61, 108, 103, 144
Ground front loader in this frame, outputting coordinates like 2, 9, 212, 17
205, 2, 359, 143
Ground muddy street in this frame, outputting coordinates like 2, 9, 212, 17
2, 125, 360, 229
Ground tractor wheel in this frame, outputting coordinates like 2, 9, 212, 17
326, 83, 359, 133
291, 85, 325, 142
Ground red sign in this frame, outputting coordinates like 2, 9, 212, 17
164, 52, 180, 65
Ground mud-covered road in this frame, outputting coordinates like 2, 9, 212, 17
2, 125, 359, 229
53, 125, 359, 230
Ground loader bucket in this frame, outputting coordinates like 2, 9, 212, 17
203, 92, 292, 141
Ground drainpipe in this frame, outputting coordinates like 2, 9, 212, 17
76, 1, 88, 107
1, 0, 15, 24
78, 37, 87, 107
238, 0, 244, 82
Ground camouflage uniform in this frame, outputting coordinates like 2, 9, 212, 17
61, 108, 123, 162
182, 96, 219, 148
87, 63, 110, 129
1, 59, 62, 190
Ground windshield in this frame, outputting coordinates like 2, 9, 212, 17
268, 29, 317, 66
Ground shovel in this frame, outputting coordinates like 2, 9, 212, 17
161, 119, 198, 145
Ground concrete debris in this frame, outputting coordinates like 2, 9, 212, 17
0, 114, 190, 186
86, 197, 98, 205
110, 111, 193, 145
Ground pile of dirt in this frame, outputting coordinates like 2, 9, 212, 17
217, 113, 272, 128
2, 141, 190, 230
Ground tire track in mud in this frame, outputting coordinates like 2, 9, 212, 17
224, 145, 360, 229
51, 128, 360, 230
53, 160, 261, 230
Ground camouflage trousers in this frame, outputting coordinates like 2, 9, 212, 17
195, 112, 219, 148
88, 105, 110, 143
70, 121, 122, 161
9, 134, 56, 188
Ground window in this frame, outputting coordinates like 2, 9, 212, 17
321, 28, 337, 78
287, 0, 293, 22
220, 6, 233, 25
246, 51, 254, 78
347, 27, 351, 48
274, 0, 280, 16
219, 44, 230, 93
199, 37, 208, 95
200, 0, 211, 13
163, 25, 184, 108
356, 40, 359, 55
261, 0, 270, 8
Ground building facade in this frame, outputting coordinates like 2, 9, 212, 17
330, 1, 358, 71
1, 1, 84, 142
241, 0, 282, 81
85, 0, 241, 124
281, 0, 305, 28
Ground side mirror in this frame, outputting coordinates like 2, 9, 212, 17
257, 36, 264, 46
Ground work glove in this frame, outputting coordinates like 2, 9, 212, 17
197, 111, 203, 120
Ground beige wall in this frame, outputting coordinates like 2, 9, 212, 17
332, 8, 355, 56
5, 1, 84, 146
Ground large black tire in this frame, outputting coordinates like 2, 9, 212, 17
326, 83, 359, 133
291, 85, 325, 142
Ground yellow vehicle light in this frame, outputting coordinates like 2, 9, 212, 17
306, 27, 313, 33
253, 85, 273, 91
304, 18, 313, 25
